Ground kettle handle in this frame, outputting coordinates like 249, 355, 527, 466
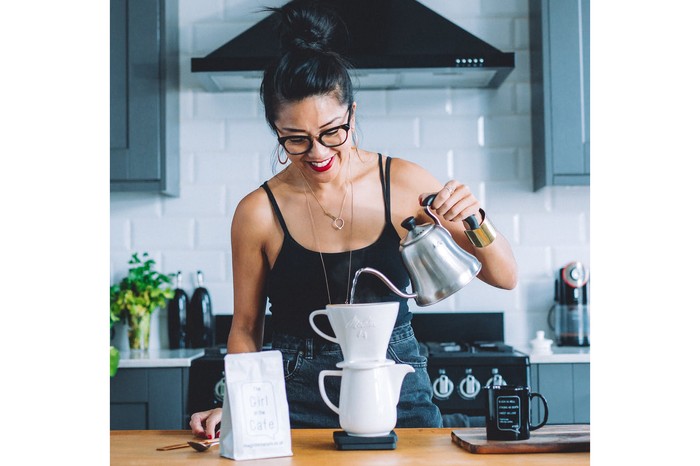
421, 194, 480, 229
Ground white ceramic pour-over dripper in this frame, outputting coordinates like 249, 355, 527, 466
309, 302, 399, 364
319, 362, 414, 437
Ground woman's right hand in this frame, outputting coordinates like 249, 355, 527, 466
189, 408, 222, 439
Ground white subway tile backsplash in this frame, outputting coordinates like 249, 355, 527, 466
512, 246, 553, 278
110, 218, 131, 250
179, 0, 223, 25
519, 277, 556, 314
197, 217, 233, 249
514, 17, 530, 50
354, 90, 388, 116
453, 279, 519, 312
551, 186, 591, 213
110, 192, 161, 218
515, 82, 531, 114
131, 218, 195, 250
551, 247, 591, 274
161, 250, 227, 284
163, 185, 227, 217
486, 212, 518, 247
396, 148, 453, 182
194, 92, 258, 119
180, 152, 196, 185
386, 89, 451, 116
194, 153, 243, 184
452, 147, 519, 183
503, 308, 532, 347
482, 115, 531, 147
452, 85, 516, 116
192, 23, 251, 55
107, 0, 591, 349
486, 181, 554, 213
360, 117, 420, 150
181, 119, 226, 152
207, 282, 234, 316
225, 119, 275, 152
519, 213, 587, 246
421, 116, 479, 149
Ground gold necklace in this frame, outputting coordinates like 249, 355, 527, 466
299, 169, 348, 230
301, 163, 354, 304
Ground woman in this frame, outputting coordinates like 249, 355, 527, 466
190, 0, 517, 439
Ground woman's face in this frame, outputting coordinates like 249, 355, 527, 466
274, 95, 356, 183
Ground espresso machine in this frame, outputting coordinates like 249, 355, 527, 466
549, 261, 590, 346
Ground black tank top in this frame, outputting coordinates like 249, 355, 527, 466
261, 155, 411, 338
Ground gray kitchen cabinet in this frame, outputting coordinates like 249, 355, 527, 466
530, 363, 590, 424
110, 0, 179, 195
110, 367, 190, 429
529, 0, 590, 190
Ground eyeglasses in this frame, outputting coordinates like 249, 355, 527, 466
276, 108, 352, 155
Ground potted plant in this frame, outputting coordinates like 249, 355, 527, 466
110, 252, 174, 353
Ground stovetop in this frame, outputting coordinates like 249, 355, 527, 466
424, 341, 515, 354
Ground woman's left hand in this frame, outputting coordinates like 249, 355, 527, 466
419, 180, 482, 224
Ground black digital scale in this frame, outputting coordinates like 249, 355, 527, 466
333, 431, 397, 450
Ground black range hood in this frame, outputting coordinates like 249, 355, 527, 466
191, 0, 515, 91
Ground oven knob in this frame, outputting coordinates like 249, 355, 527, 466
432, 369, 454, 400
485, 368, 507, 387
213, 372, 226, 404
458, 369, 481, 399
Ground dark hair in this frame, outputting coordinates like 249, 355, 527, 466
260, 0, 354, 131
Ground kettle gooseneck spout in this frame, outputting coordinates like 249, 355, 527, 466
354, 267, 417, 300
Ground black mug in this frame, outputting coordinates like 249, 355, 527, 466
485, 385, 549, 441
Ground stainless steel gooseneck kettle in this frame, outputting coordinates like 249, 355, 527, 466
356, 195, 482, 306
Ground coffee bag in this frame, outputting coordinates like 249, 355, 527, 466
219, 351, 293, 460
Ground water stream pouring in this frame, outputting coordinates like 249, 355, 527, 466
351, 195, 482, 306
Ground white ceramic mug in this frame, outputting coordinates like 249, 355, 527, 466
318, 362, 414, 436
308, 302, 399, 364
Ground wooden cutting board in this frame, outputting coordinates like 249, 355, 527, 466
451, 424, 590, 454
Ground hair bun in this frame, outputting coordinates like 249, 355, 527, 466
273, 0, 339, 53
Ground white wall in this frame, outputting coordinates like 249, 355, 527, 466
110, 0, 590, 349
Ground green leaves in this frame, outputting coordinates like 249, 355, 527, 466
110, 252, 175, 323
110, 346, 120, 377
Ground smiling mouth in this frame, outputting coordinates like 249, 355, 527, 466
308, 156, 334, 172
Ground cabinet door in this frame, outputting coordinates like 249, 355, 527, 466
548, 0, 588, 179
537, 364, 575, 424
110, 367, 188, 430
573, 363, 590, 423
110, 0, 179, 195
530, 0, 590, 189
110, 368, 149, 430
110, 0, 161, 182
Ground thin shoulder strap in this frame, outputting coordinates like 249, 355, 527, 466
261, 182, 290, 235
377, 154, 392, 224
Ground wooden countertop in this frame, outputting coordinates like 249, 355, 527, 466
111, 428, 590, 465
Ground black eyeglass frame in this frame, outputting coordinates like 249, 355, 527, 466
276, 107, 353, 155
